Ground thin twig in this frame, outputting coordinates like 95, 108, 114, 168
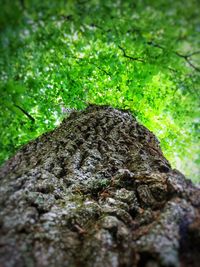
185, 57, 200, 72
72, 55, 111, 76
187, 51, 200, 57
147, 41, 200, 72
175, 52, 200, 72
168, 67, 177, 73
147, 41, 164, 50
93, 64, 110, 76
14, 104, 35, 123
118, 45, 144, 62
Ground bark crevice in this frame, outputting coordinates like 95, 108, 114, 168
0, 105, 199, 267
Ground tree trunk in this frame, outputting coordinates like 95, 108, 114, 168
0, 105, 199, 267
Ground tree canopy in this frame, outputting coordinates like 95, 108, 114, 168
0, 0, 200, 182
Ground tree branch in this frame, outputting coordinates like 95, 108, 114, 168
93, 63, 111, 76
14, 104, 35, 123
147, 41, 164, 50
72, 55, 111, 76
187, 50, 200, 57
118, 45, 144, 62
147, 41, 200, 72
175, 52, 200, 72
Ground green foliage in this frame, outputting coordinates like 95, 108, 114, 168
0, 0, 199, 182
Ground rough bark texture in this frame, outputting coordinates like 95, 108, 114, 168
0, 105, 199, 267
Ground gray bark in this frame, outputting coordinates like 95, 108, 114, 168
0, 105, 199, 267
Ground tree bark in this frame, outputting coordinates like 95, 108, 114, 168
0, 105, 199, 267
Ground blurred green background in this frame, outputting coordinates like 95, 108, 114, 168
0, 0, 199, 182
